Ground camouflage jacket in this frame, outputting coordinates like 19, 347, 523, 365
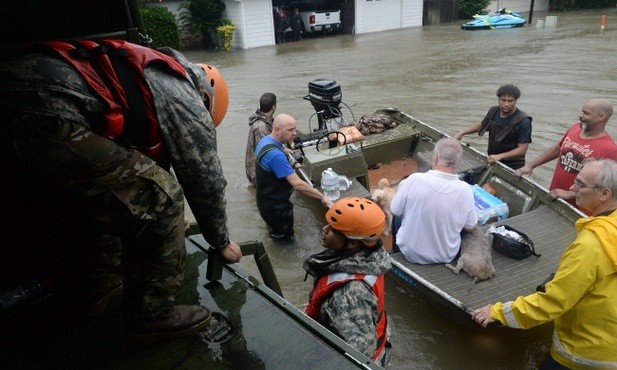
0, 48, 230, 250
147, 51, 230, 249
245, 110, 273, 185
303, 243, 392, 359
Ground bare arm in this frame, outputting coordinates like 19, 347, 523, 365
454, 122, 482, 140
488, 143, 529, 164
515, 143, 561, 178
286, 173, 333, 208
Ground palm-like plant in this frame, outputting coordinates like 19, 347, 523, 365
180, 0, 226, 48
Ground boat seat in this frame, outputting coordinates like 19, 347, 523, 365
415, 148, 486, 176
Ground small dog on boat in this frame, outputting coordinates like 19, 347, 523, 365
371, 178, 396, 236
446, 227, 496, 283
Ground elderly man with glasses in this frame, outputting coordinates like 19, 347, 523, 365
472, 158, 617, 370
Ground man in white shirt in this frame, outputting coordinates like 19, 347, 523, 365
391, 138, 477, 264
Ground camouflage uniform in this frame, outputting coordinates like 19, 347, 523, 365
303, 241, 392, 365
352, 113, 398, 135
245, 110, 273, 186
0, 48, 230, 319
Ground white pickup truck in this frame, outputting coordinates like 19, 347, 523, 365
289, 2, 341, 35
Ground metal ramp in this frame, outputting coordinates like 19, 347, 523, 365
1, 236, 383, 369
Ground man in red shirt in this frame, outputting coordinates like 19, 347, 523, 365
515, 99, 617, 212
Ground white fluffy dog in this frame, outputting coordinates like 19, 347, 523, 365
446, 227, 496, 283
371, 178, 396, 236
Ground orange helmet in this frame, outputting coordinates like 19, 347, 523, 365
196, 63, 229, 127
326, 197, 385, 246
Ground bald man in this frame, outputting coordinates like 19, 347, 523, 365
515, 99, 617, 212
254, 114, 332, 241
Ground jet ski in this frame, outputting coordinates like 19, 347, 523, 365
461, 8, 527, 30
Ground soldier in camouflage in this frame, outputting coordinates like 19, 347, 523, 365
245, 92, 277, 186
0, 43, 242, 344
303, 197, 392, 366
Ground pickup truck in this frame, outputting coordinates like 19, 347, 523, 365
287, 2, 341, 35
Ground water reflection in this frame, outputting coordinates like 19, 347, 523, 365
184, 8, 616, 369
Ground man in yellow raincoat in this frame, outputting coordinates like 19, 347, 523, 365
473, 158, 617, 370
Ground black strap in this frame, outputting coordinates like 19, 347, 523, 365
100, 42, 150, 147
478, 106, 499, 137
67, 41, 150, 148
256, 143, 283, 171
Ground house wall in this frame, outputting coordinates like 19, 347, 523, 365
224, 0, 275, 49
401, 0, 423, 28
159, 0, 541, 50
355, 0, 423, 34
153, 0, 274, 50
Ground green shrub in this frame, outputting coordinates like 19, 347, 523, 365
180, 0, 226, 49
141, 6, 180, 49
459, 0, 491, 19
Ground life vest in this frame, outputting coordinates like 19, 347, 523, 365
479, 106, 532, 169
34, 40, 189, 163
255, 143, 294, 228
305, 272, 388, 361
478, 106, 532, 140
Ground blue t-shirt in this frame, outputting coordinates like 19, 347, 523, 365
255, 136, 294, 179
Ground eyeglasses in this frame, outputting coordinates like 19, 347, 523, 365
572, 179, 601, 191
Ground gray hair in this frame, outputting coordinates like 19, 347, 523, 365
588, 158, 617, 200
434, 137, 463, 167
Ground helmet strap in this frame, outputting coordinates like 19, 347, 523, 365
342, 239, 360, 253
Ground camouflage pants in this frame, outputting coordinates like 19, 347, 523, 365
4, 113, 186, 319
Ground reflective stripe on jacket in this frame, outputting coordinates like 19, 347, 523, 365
491, 210, 617, 369
305, 272, 388, 361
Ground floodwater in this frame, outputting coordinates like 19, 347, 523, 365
183, 8, 617, 369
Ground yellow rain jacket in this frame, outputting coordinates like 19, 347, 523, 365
491, 210, 617, 370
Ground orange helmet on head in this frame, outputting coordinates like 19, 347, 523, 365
326, 197, 385, 246
196, 63, 229, 127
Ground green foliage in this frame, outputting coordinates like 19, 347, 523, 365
459, 0, 491, 20
180, 0, 225, 48
141, 6, 180, 49
180, 0, 226, 48
550, 0, 617, 10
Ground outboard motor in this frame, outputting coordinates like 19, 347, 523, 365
304, 79, 342, 131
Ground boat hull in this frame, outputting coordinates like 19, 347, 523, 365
461, 22, 525, 30
297, 107, 583, 329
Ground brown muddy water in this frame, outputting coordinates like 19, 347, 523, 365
183, 8, 617, 369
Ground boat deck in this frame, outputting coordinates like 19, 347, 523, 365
390, 205, 576, 325
1, 237, 379, 369
301, 112, 581, 328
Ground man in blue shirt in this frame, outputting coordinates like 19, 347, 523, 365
255, 114, 332, 241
